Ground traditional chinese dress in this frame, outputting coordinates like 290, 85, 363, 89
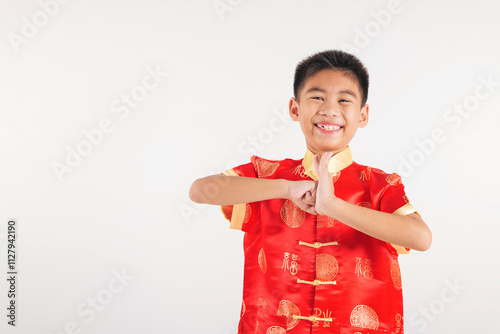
221, 147, 417, 334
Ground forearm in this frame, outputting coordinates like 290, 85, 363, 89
190, 174, 289, 205
322, 198, 432, 251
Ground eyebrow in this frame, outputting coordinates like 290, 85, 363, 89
338, 89, 358, 99
304, 87, 358, 99
304, 87, 327, 94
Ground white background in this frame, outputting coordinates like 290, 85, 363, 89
1, 0, 499, 333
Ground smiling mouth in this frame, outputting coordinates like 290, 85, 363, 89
315, 123, 341, 131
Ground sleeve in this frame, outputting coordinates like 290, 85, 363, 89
379, 173, 419, 254
220, 160, 261, 232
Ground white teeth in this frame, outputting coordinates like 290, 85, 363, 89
317, 124, 340, 131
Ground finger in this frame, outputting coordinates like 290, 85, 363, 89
314, 152, 333, 178
299, 203, 316, 215
303, 191, 315, 206
321, 151, 334, 169
303, 190, 312, 201
300, 204, 316, 215
314, 154, 320, 175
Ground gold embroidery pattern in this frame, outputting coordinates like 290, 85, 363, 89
402, 195, 409, 204
356, 202, 371, 208
391, 259, 402, 288
241, 300, 246, 318
317, 215, 335, 228
290, 254, 298, 275
258, 248, 267, 274
243, 203, 252, 224
281, 252, 290, 272
293, 165, 308, 178
265, 326, 286, 334
350, 305, 379, 330
359, 170, 370, 181
395, 313, 403, 333
255, 159, 280, 177
355, 257, 362, 277
293, 164, 302, 175
355, 257, 373, 279
280, 200, 305, 228
277, 300, 301, 330
281, 252, 299, 275
312, 308, 333, 327
363, 259, 373, 279
316, 253, 339, 281
387, 173, 402, 186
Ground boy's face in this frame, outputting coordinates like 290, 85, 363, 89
289, 69, 369, 155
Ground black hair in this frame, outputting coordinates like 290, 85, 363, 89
293, 50, 369, 105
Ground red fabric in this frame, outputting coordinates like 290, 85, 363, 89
223, 156, 410, 334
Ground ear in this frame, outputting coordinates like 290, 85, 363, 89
289, 97, 300, 121
358, 104, 369, 128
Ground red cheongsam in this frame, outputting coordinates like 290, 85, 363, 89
221, 147, 417, 334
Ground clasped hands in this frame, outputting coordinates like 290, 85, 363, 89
286, 152, 337, 216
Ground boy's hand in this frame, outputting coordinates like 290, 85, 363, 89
286, 180, 318, 215
313, 152, 336, 216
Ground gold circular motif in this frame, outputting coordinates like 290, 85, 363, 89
265, 326, 286, 334
350, 305, 379, 330
277, 300, 301, 330
391, 259, 402, 288
258, 248, 267, 274
316, 253, 339, 281
280, 200, 305, 228
386, 173, 402, 186
243, 203, 252, 224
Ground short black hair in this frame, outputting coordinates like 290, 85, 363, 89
293, 50, 369, 105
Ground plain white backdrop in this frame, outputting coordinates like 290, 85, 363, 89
0, 0, 499, 333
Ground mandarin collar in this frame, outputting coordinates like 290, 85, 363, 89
302, 146, 353, 180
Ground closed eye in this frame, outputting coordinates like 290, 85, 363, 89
339, 99, 350, 103
311, 96, 324, 101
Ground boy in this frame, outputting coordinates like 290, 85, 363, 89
190, 50, 432, 334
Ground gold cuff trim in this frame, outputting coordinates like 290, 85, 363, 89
302, 146, 353, 180
393, 203, 416, 216
229, 203, 246, 230
297, 279, 336, 286
220, 169, 246, 230
299, 241, 338, 248
391, 244, 410, 255
221, 168, 238, 177
391, 203, 416, 253
293, 315, 333, 322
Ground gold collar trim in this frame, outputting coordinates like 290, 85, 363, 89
302, 147, 353, 180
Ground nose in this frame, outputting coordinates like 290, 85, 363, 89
319, 100, 340, 117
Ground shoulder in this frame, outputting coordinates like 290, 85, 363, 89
250, 155, 302, 178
